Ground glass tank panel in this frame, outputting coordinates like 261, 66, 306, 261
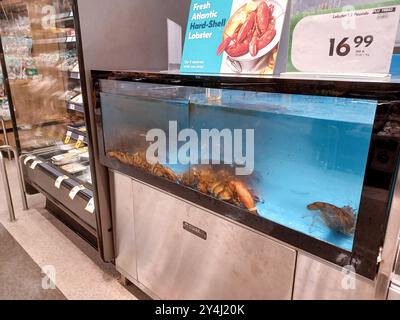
100, 79, 377, 251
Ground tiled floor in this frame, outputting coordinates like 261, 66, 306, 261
0, 223, 66, 300
0, 159, 141, 300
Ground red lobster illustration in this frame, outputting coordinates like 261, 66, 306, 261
217, 1, 276, 58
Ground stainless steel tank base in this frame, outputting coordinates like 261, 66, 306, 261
109, 169, 400, 300
293, 253, 376, 300
110, 171, 296, 300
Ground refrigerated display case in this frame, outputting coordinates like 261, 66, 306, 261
0, 0, 97, 246
92, 71, 400, 299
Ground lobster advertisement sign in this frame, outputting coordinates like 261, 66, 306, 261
181, 0, 288, 75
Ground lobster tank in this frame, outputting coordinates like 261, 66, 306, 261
99, 80, 376, 252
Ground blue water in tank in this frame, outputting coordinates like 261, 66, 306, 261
100, 84, 377, 251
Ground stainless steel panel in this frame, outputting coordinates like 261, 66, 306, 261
395, 244, 400, 276
393, 241, 400, 286
133, 179, 296, 300
388, 285, 400, 300
293, 253, 376, 300
110, 171, 137, 281
375, 167, 400, 299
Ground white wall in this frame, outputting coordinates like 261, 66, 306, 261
77, 0, 190, 72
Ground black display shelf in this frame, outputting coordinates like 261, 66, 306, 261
66, 125, 88, 144
61, 69, 80, 80
17, 119, 66, 131
22, 156, 96, 234
92, 70, 400, 280
67, 102, 84, 114
29, 147, 91, 181
92, 70, 400, 101
69, 71, 80, 80
56, 12, 74, 23
32, 36, 76, 45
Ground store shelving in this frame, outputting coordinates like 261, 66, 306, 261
67, 101, 84, 114
66, 124, 88, 145
69, 71, 80, 80
32, 36, 76, 45
0, 0, 96, 246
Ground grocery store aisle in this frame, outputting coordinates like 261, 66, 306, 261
0, 159, 137, 300
0, 223, 66, 300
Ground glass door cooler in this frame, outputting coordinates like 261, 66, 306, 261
0, 0, 96, 246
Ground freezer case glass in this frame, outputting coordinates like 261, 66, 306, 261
99, 79, 378, 252
0, 0, 86, 152
0, 0, 93, 187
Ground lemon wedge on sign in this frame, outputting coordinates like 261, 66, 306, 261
246, 0, 258, 12
226, 10, 248, 37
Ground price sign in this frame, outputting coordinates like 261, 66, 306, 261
85, 198, 95, 214
289, 5, 400, 74
75, 135, 84, 149
64, 131, 72, 144
55, 175, 69, 189
24, 155, 36, 165
69, 185, 86, 200
69, 104, 75, 111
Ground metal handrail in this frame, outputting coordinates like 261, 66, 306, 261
0, 145, 28, 222
0, 116, 11, 159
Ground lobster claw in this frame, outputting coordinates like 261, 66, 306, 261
217, 36, 232, 56
237, 11, 256, 43
226, 42, 249, 58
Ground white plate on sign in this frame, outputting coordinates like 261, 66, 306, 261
226, 0, 286, 62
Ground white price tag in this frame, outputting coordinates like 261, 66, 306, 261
30, 160, 43, 170
290, 5, 400, 74
69, 185, 86, 200
69, 104, 75, 110
24, 156, 36, 165
85, 198, 95, 214
55, 175, 69, 189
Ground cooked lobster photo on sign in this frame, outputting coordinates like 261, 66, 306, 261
217, 0, 286, 74
217, 1, 276, 58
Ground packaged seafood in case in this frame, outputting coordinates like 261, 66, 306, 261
61, 162, 88, 175
51, 147, 88, 166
